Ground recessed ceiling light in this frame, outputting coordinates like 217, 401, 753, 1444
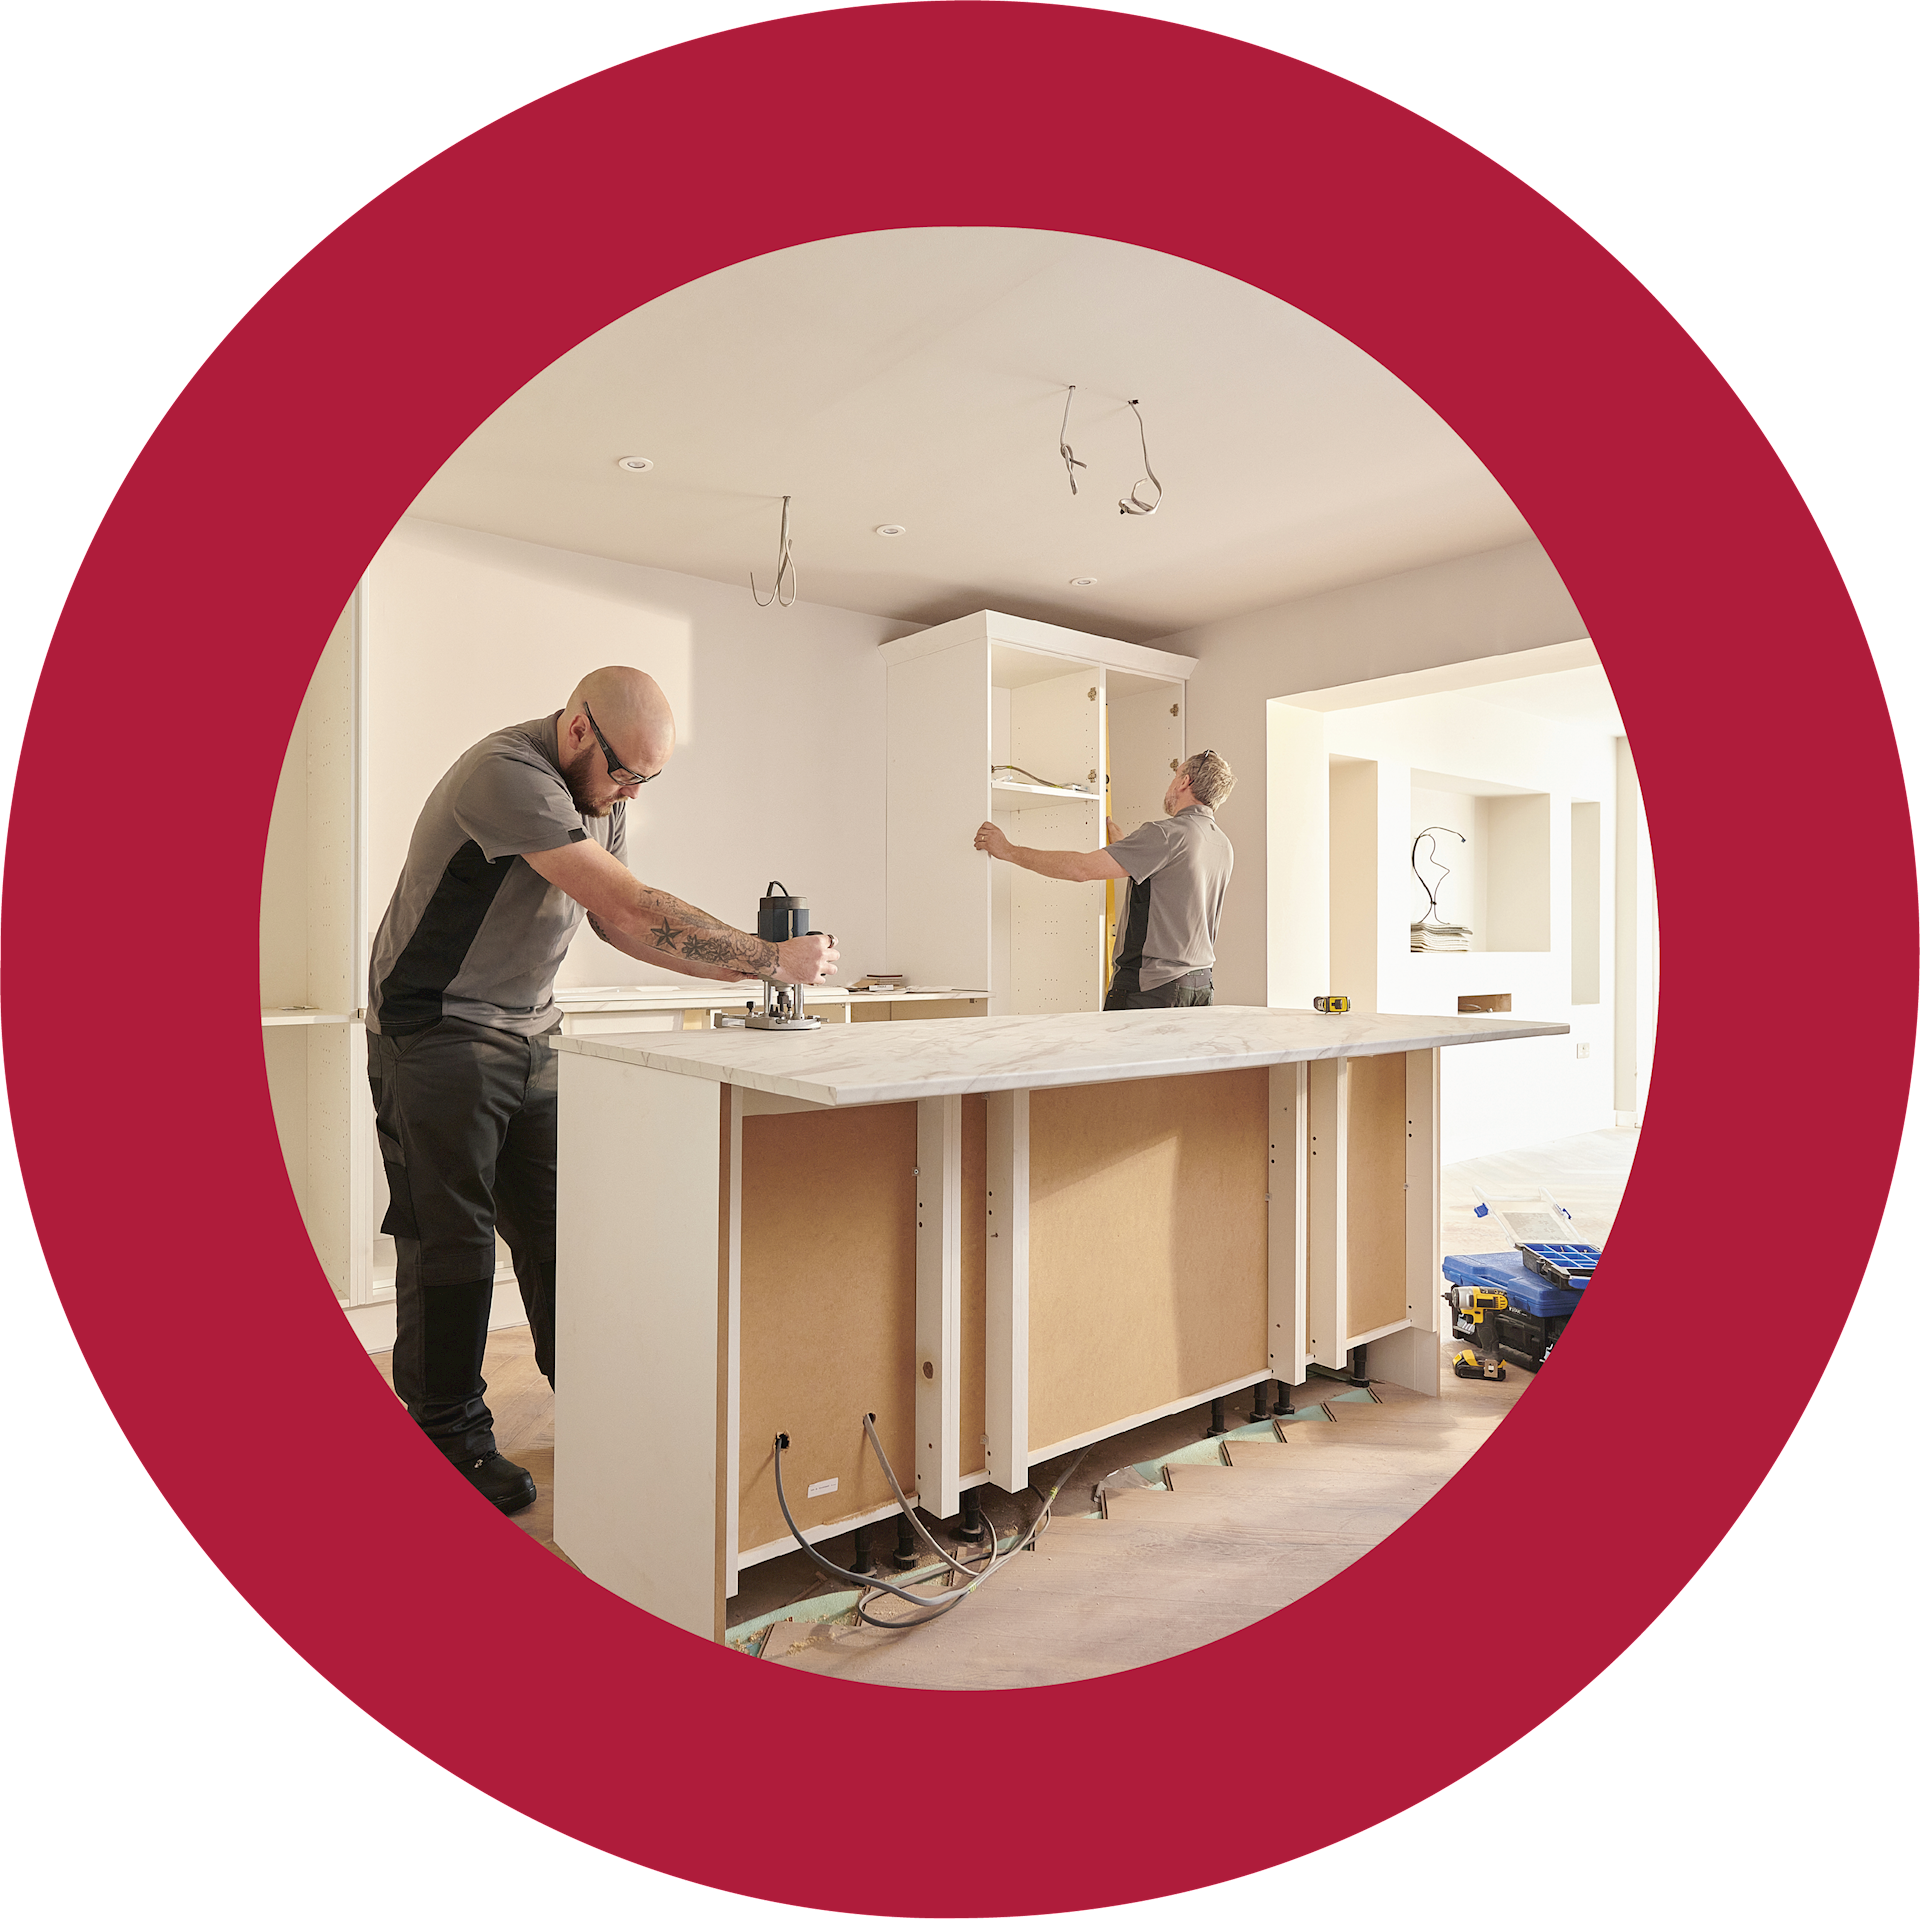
875, 523, 907, 537
1069, 575, 1098, 587
617, 455, 655, 472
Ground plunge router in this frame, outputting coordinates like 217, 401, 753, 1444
746, 881, 823, 1031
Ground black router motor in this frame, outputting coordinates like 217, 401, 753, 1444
746, 882, 822, 1031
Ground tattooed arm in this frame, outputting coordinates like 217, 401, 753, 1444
524, 839, 837, 986
582, 907, 767, 982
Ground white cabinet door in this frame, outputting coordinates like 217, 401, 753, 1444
885, 637, 992, 992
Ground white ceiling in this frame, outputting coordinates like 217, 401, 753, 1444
408, 228, 1534, 643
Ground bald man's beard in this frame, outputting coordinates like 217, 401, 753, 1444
563, 751, 613, 820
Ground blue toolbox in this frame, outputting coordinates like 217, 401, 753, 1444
1441, 1249, 1585, 1372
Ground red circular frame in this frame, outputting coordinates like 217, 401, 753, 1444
5, 5, 1911, 1909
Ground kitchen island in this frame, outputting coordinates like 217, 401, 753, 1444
550, 1005, 1566, 1638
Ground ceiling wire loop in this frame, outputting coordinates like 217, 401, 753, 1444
1117, 399, 1163, 517
1058, 385, 1088, 496
751, 495, 797, 607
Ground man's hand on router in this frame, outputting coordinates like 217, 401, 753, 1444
772, 933, 839, 986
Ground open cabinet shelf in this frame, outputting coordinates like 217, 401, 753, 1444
883, 611, 1196, 1015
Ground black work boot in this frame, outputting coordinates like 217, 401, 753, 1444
452, 1450, 537, 1514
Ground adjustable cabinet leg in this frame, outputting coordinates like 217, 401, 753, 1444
1349, 1342, 1370, 1389
891, 1512, 919, 1572
1206, 1397, 1231, 1438
1273, 1380, 1293, 1419
951, 1484, 987, 1544
1251, 1381, 1273, 1421
851, 1524, 876, 1577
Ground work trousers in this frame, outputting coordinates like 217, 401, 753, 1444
367, 1017, 558, 1462
1103, 966, 1214, 1011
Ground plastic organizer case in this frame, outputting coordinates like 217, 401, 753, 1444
1469, 1184, 1603, 1289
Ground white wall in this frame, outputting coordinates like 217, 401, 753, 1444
365, 519, 917, 991
1305, 687, 1620, 1160
1265, 701, 1330, 1007
260, 606, 356, 1298
1614, 738, 1658, 1123
1170, 537, 1586, 1005
260, 697, 310, 1010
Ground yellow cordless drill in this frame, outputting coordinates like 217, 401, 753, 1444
1443, 1280, 1508, 1381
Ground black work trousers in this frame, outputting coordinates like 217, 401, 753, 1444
367, 1017, 558, 1462
1103, 966, 1214, 1010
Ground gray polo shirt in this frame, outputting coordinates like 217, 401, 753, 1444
366, 712, 624, 1036
1107, 805, 1234, 990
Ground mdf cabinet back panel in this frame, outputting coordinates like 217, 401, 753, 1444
1344, 1050, 1408, 1336
734, 1104, 918, 1553
1025, 1071, 1268, 1452
886, 638, 991, 991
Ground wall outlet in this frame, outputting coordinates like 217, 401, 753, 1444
1575, 1041, 1591, 1059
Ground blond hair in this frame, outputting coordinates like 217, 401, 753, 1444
1181, 749, 1236, 808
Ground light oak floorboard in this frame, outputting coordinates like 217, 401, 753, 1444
370, 1325, 564, 1559
767, 1355, 1537, 1687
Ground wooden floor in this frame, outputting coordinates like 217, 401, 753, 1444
1441, 1126, 1636, 1256
364, 1125, 1633, 1682
755, 1369, 1527, 1687
368, 1331, 561, 1560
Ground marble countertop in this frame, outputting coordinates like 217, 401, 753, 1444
551, 1005, 1569, 1106
553, 984, 984, 1012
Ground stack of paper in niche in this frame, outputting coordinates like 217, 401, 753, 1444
1410, 920, 1472, 952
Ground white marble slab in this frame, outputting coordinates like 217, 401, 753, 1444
551, 986, 984, 1013
550, 1005, 1568, 1106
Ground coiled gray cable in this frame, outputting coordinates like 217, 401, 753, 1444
770, 1422, 1090, 1632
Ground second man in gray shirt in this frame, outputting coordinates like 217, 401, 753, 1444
973, 749, 1236, 1008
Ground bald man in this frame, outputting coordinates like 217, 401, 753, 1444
365, 668, 836, 1513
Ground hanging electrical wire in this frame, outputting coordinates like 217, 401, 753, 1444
751, 495, 797, 607
1411, 825, 1466, 926
771, 1420, 1090, 1631
1117, 398, 1163, 516
1058, 384, 1089, 496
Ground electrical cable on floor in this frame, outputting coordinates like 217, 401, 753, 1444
770, 1424, 1090, 1631
772, 1433, 979, 1624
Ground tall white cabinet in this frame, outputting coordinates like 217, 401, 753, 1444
263, 580, 554, 1351
259, 591, 378, 1324
882, 612, 1196, 1013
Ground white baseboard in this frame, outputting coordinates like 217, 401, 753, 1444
342, 1272, 529, 1354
